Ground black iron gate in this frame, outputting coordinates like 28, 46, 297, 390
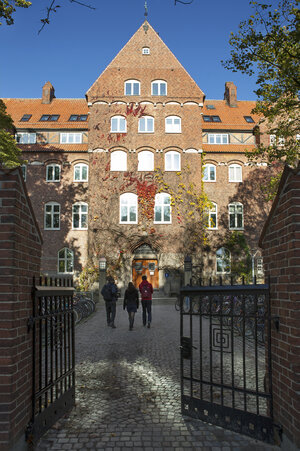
26, 276, 75, 444
180, 279, 274, 443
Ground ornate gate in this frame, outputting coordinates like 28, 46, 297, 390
26, 277, 75, 445
180, 280, 274, 443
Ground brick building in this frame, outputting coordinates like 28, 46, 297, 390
3, 21, 273, 291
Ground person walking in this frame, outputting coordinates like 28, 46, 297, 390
139, 275, 153, 328
123, 282, 139, 331
101, 276, 118, 328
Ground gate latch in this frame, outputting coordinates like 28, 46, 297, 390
180, 336, 196, 359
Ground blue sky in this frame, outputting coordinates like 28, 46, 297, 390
1, 0, 259, 101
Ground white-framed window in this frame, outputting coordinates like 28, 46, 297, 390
229, 164, 242, 182
216, 247, 231, 274
120, 193, 137, 224
21, 164, 27, 181
208, 134, 229, 144
205, 202, 217, 229
58, 248, 74, 274
15, 132, 36, 144
46, 164, 60, 182
165, 151, 181, 171
74, 163, 88, 182
111, 115, 127, 133
270, 134, 285, 145
165, 116, 181, 133
154, 193, 171, 224
203, 164, 216, 182
229, 202, 244, 229
142, 47, 150, 54
72, 202, 88, 230
124, 80, 140, 96
60, 133, 82, 144
44, 202, 60, 230
138, 116, 154, 133
111, 150, 127, 171
138, 151, 154, 171
151, 80, 167, 96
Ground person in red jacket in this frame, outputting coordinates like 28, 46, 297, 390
139, 275, 153, 328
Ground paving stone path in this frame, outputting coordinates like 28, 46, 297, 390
37, 300, 279, 450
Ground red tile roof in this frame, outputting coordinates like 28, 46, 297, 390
203, 100, 260, 130
3, 98, 89, 130
18, 144, 88, 152
203, 144, 257, 153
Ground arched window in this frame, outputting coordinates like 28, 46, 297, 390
229, 202, 244, 229
165, 116, 181, 133
120, 193, 137, 224
111, 115, 127, 133
58, 248, 74, 274
203, 164, 216, 182
74, 163, 88, 182
216, 247, 230, 274
154, 193, 171, 223
124, 80, 140, 96
46, 164, 60, 182
111, 150, 127, 171
138, 116, 154, 133
205, 202, 217, 229
44, 202, 60, 230
165, 151, 181, 171
151, 80, 167, 96
138, 151, 154, 171
72, 202, 88, 230
229, 164, 242, 182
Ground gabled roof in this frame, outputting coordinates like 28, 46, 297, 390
86, 21, 204, 102
203, 100, 260, 130
3, 98, 88, 130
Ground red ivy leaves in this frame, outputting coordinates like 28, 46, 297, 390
137, 180, 157, 220
126, 103, 147, 118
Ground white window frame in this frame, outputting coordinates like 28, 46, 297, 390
229, 202, 244, 230
74, 163, 88, 182
151, 80, 167, 96
142, 47, 150, 54
208, 134, 229, 144
46, 164, 61, 182
120, 193, 138, 224
72, 202, 88, 230
15, 132, 36, 144
124, 80, 140, 96
229, 164, 242, 182
205, 202, 217, 229
60, 133, 82, 144
165, 116, 181, 133
216, 247, 231, 274
165, 151, 181, 171
138, 151, 154, 171
154, 193, 171, 224
110, 115, 127, 133
58, 248, 74, 274
44, 202, 60, 230
138, 116, 154, 133
270, 134, 285, 146
203, 164, 216, 182
110, 150, 127, 171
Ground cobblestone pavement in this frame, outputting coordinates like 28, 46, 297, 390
37, 300, 279, 450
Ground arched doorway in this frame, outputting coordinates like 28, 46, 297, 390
132, 244, 159, 289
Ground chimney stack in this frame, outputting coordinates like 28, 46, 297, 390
224, 82, 237, 107
42, 82, 55, 104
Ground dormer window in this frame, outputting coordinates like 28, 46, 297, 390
151, 80, 167, 96
69, 115, 88, 121
203, 115, 221, 122
20, 114, 32, 122
40, 114, 60, 121
125, 80, 140, 96
244, 116, 254, 123
142, 47, 150, 54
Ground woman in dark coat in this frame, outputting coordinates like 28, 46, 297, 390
123, 282, 139, 330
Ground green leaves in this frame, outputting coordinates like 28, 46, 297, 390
0, 0, 31, 26
0, 100, 24, 168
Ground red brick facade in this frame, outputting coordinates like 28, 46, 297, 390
259, 164, 300, 449
0, 167, 42, 450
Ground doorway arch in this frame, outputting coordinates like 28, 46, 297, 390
132, 244, 159, 289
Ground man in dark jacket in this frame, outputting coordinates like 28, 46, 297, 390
139, 275, 153, 328
101, 276, 118, 328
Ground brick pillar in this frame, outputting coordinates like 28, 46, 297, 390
0, 168, 42, 451
260, 164, 300, 450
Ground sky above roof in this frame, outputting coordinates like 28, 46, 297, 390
1, 0, 265, 101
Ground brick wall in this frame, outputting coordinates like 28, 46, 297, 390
259, 163, 300, 449
0, 167, 42, 451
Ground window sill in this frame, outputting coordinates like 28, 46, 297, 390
154, 221, 172, 225
203, 180, 216, 183
138, 131, 154, 134
45, 228, 60, 231
46, 180, 60, 183
165, 131, 182, 134
229, 180, 242, 183
72, 228, 88, 231
74, 180, 88, 183
229, 227, 244, 231
119, 222, 138, 225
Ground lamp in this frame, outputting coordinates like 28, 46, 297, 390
99, 257, 107, 271
184, 255, 192, 272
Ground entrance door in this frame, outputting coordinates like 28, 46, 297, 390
132, 259, 158, 289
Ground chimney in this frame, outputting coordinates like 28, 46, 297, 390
42, 81, 55, 104
224, 82, 237, 107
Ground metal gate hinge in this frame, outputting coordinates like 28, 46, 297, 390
27, 316, 35, 332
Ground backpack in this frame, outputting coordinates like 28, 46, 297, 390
101, 284, 112, 301
141, 283, 152, 299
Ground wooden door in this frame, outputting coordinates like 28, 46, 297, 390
132, 259, 158, 289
